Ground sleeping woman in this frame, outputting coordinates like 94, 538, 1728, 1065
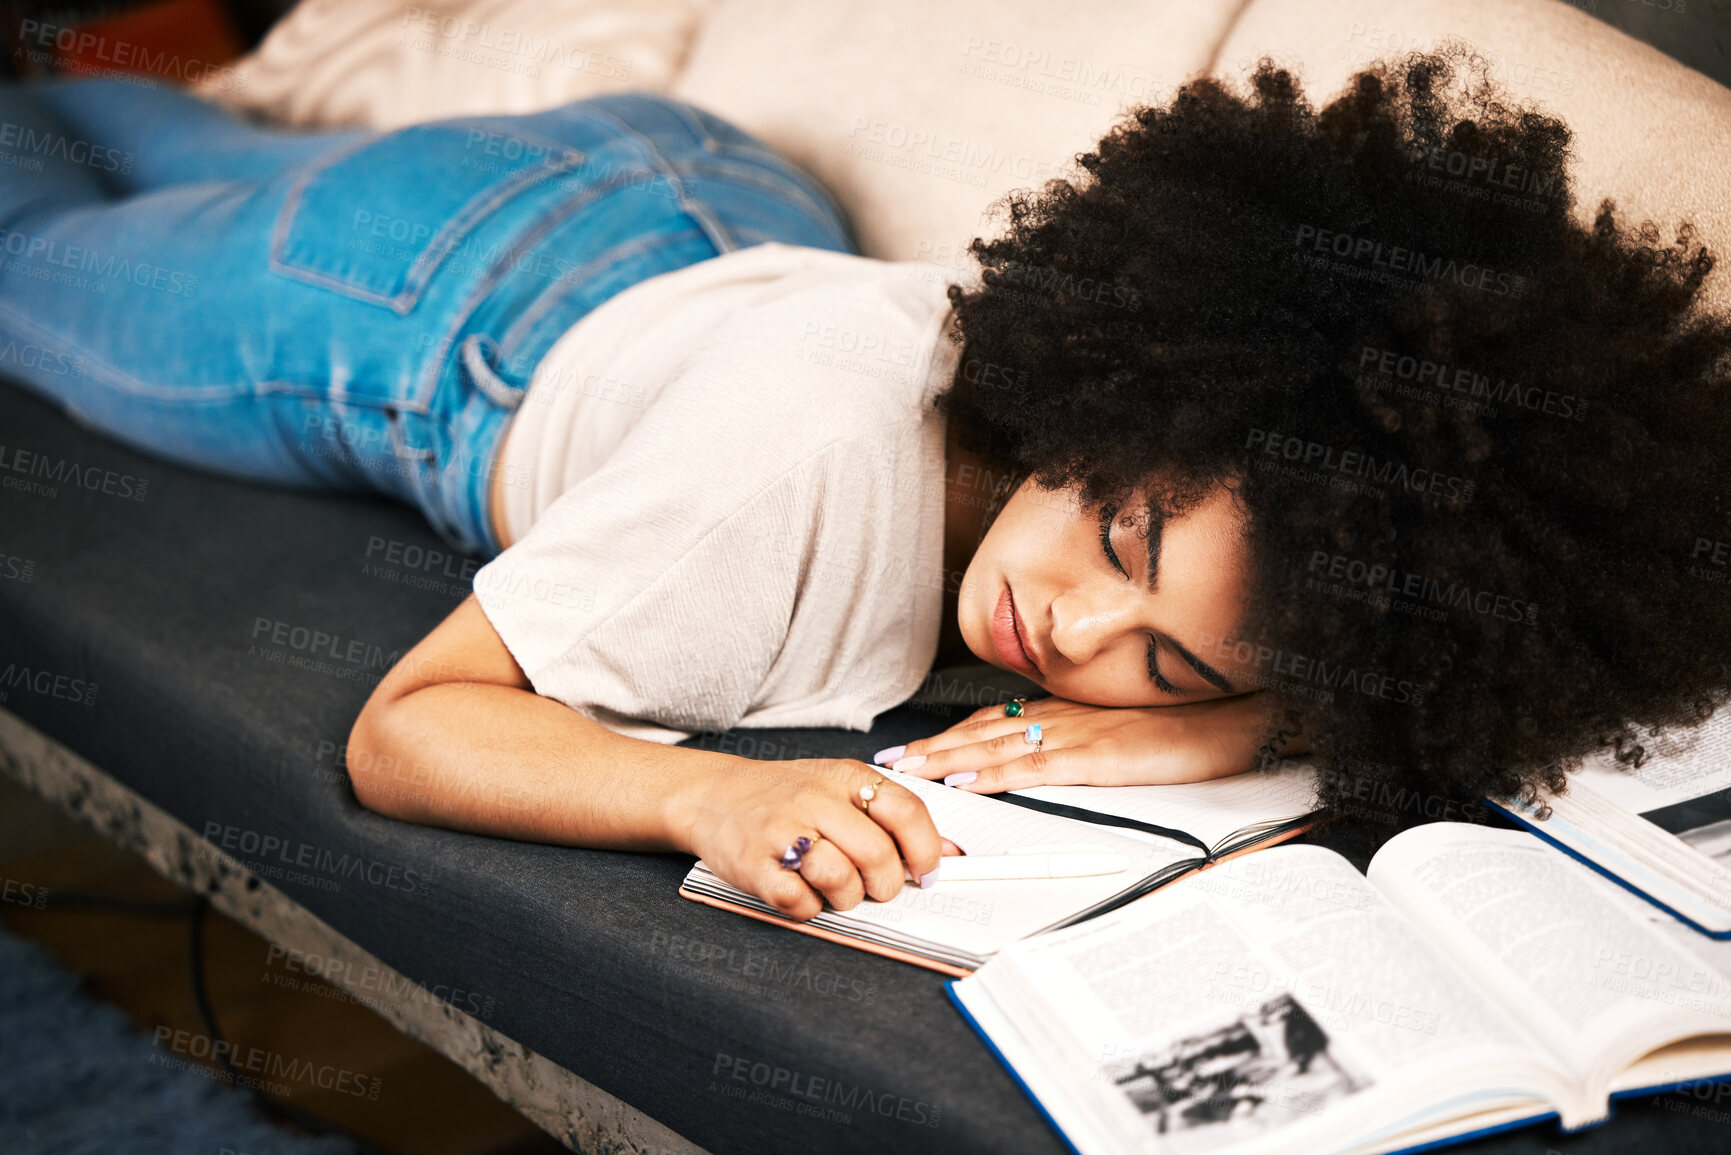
4, 47, 1729, 923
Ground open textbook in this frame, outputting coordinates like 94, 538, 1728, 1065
678, 765, 1320, 975
950, 822, 1731, 1155
1490, 708, 1731, 936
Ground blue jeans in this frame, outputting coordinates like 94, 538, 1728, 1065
0, 80, 856, 556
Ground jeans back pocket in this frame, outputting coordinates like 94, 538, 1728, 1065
270, 122, 588, 314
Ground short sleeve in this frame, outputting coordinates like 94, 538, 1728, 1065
473, 405, 839, 736
472, 254, 952, 739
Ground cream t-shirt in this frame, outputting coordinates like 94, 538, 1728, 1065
473, 242, 967, 744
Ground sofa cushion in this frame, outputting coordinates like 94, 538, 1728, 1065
669, 0, 1243, 263
1215, 0, 1731, 312
0, 381, 1066, 1155
8, 375, 1727, 1151
197, 0, 716, 129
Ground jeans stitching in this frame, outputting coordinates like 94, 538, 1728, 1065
495, 225, 705, 359
0, 299, 251, 402
419, 165, 658, 403
268, 125, 588, 314
679, 146, 852, 237
577, 103, 738, 255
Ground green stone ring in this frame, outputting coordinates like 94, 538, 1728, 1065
1004, 697, 1027, 718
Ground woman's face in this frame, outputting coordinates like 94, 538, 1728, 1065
956, 477, 1257, 707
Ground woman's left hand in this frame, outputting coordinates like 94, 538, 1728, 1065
882, 693, 1299, 793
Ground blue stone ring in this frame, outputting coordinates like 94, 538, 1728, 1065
779, 835, 818, 871
1023, 722, 1044, 751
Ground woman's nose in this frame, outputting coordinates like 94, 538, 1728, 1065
1048, 585, 1140, 667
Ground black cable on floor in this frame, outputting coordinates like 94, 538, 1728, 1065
15, 888, 392, 1155
186, 896, 392, 1155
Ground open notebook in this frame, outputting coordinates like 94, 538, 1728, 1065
1005, 761, 1320, 860
678, 764, 1320, 974
950, 822, 1731, 1155
1490, 707, 1731, 937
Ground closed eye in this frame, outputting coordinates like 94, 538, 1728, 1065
1098, 503, 1127, 577
1146, 635, 1182, 696
1100, 503, 1183, 696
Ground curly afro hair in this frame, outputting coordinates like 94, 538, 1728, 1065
933, 45, 1731, 815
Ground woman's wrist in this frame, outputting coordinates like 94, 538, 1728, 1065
657, 748, 750, 856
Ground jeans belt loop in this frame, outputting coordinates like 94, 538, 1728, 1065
460, 333, 527, 411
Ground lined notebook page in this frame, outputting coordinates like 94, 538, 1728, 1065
1010, 761, 1321, 848
688, 769, 1201, 962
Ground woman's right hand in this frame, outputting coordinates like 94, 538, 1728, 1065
673, 758, 953, 923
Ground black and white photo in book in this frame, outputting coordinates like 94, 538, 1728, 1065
1105, 992, 1373, 1153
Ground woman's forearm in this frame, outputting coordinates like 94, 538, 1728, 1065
342, 596, 946, 922
346, 679, 737, 853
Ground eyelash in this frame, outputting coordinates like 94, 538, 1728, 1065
1099, 503, 1181, 696
1097, 503, 1125, 576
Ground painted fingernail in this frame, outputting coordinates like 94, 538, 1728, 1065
944, 771, 978, 787
891, 755, 926, 772
872, 745, 906, 766
919, 867, 940, 889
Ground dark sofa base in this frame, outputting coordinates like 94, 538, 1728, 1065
0, 705, 707, 1155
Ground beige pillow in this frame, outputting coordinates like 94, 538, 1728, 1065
197, 0, 715, 129
670, 0, 1243, 264
1216, 0, 1731, 311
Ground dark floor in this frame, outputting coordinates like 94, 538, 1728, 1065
0, 772, 570, 1155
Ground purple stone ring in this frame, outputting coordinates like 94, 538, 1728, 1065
779, 835, 816, 871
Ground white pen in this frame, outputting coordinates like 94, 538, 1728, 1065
904, 852, 1130, 883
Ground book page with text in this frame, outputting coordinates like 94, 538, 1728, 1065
1368, 824, 1731, 1114
685, 769, 1200, 964
970, 844, 1552, 1155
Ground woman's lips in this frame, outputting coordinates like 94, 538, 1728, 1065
991, 584, 1041, 679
